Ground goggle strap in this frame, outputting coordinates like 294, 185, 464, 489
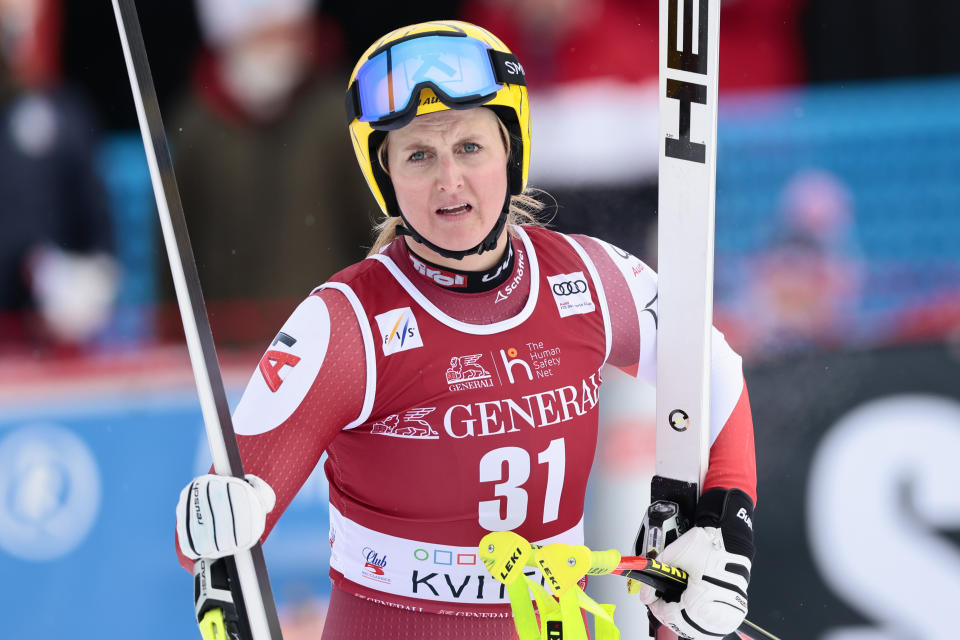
345, 81, 361, 124
489, 50, 526, 87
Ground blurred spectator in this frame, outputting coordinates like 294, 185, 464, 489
463, 0, 806, 91
715, 0, 808, 90
59, 0, 199, 132
0, 0, 118, 351
461, 0, 659, 255
716, 169, 864, 362
167, 0, 371, 343
462, 0, 807, 182
461, 0, 807, 257
324, 0, 465, 65
462, 0, 647, 89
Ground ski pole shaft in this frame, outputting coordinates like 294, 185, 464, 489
110, 1, 283, 638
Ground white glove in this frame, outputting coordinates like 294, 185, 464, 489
176, 474, 276, 560
640, 526, 751, 639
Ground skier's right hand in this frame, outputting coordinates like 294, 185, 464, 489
639, 525, 751, 639
630, 489, 755, 640
176, 474, 276, 560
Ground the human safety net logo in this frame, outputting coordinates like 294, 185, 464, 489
546, 271, 595, 318
375, 307, 424, 356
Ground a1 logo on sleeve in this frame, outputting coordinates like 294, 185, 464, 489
375, 307, 424, 356
234, 295, 330, 436
258, 331, 301, 392
547, 271, 595, 318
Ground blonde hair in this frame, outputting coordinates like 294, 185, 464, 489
366, 112, 552, 256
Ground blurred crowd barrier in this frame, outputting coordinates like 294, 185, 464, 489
713, 76, 960, 362
2, 73, 959, 639
0, 354, 333, 639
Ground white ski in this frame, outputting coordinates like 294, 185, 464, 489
652, 0, 722, 636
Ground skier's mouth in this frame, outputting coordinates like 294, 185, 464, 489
435, 203, 472, 216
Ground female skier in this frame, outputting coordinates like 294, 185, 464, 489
176, 20, 757, 640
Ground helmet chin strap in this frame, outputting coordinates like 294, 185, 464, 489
394, 188, 511, 261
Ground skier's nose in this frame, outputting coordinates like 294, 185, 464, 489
435, 154, 464, 192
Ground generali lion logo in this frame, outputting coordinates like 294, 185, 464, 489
371, 408, 439, 439
445, 354, 495, 392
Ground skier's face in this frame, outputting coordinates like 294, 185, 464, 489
385, 107, 509, 269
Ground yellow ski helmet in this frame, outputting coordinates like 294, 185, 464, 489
345, 20, 531, 258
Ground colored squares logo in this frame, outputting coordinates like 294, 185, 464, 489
412, 548, 478, 566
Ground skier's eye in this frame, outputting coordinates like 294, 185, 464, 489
461, 142, 481, 154
408, 150, 427, 163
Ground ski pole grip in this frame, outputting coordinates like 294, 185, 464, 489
587, 549, 623, 575
623, 557, 688, 602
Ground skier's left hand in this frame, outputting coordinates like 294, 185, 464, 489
635, 488, 755, 640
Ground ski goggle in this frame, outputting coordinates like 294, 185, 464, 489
345, 32, 526, 131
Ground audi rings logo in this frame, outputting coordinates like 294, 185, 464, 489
552, 279, 588, 296
547, 271, 595, 318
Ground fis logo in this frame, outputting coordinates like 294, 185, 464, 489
375, 307, 423, 355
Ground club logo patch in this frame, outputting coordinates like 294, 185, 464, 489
361, 546, 390, 584
375, 307, 423, 355
546, 272, 595, 317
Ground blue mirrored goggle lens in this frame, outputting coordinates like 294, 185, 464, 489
355, 35, 501, 123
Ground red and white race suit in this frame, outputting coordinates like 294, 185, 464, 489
177, 225, 756, 632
